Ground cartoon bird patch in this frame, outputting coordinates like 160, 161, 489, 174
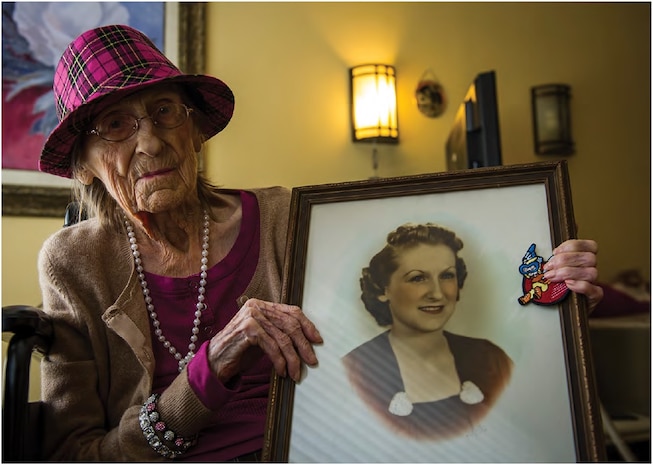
518, 244, 569, 306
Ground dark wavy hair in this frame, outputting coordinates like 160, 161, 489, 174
360, 223, 468, 326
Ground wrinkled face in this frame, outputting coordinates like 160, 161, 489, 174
379, 243, 459, 334
78, 84, 202, 216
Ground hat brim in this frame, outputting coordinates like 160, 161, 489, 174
39, 74, 234, 178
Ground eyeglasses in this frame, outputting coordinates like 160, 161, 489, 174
87, 103, 193, 142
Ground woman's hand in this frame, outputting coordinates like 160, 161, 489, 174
207, 298, 322, 383
543, 239, 603, 312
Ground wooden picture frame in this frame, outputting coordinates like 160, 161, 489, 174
264, 161, 605, 462
2, 2, 206, 218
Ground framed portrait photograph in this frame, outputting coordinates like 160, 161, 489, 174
1, 2, 206, 217
263, 161, 605, 462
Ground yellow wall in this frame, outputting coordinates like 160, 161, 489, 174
205, 2, 651, 283
2, 217, 62, 306
2, 2, 650, 309
2, 217, 61, 401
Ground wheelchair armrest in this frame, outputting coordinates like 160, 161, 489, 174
2, 305, 54, 461
3, 305, 53, 352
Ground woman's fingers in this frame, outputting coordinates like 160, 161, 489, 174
543, 239, 598, 282
565, 279, 604, 312
209, 299, 322, 382
552, 239, 598, 255
248, 299, 322, 381
243, 320, 294, 379
543, 239, 603, 312
544, 262, 598, 283
251, 300, 321, 355
249, 305, 303, 380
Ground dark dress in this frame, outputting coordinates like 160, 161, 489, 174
342, 330, 513, 441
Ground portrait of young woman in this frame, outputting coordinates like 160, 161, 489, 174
280, 184, 597, 463
342, 222, 513, 441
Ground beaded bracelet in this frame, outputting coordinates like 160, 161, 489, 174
138, 394, 197, 459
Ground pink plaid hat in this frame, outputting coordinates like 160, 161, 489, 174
40, 24, 234, 178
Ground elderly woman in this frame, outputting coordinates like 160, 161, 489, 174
37, 25, 321, 462
343, 223, 600, 441
36, 25, 601, 461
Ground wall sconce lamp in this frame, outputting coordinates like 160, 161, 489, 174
531, 84, 574, 155
350, 64, 399, 177
350, 64, 399, 143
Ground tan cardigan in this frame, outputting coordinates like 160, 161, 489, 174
38, 187, 290, 461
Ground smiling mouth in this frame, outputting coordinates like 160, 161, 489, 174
419, 305, 444, 314
139, 167, 175, 180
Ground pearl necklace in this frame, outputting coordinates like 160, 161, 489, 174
125, 210, 210, 372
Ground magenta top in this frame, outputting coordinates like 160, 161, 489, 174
145, 191, 269, 461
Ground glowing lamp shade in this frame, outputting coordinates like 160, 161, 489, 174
350, 64, 399, 143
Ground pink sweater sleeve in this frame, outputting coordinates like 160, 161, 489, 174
187, 341, 242, 410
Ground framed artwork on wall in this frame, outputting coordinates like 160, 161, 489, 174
263, 161, 605, 462
1, 2, 206, 217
